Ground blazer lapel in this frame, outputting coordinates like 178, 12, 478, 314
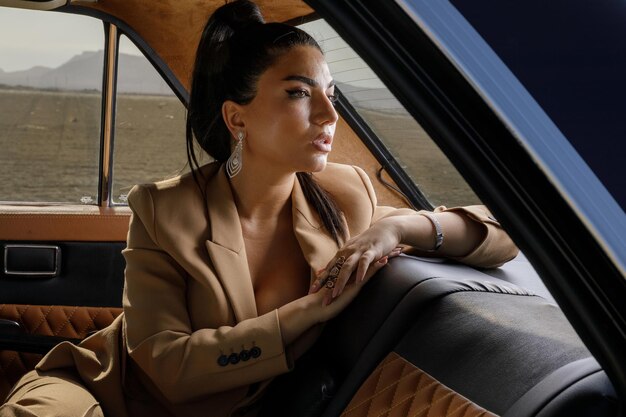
291, 177, 341, 286
204, 165, 257, 321
204, 168, 343, 320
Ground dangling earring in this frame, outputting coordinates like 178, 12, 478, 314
226, 131, 244, 178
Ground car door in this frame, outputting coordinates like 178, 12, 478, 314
0, 6, 190, 399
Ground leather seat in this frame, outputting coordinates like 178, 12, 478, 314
261, 256, 619, 417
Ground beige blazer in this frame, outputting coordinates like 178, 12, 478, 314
35, 162, 517, 417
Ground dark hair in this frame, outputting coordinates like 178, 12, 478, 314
186, 0, 347, 244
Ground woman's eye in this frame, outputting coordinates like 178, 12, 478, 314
327, 93, 339, 105
286, 89, 310, 98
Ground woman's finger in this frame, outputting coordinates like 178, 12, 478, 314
312, 240, 400, 295
330, 255, 358, 298
313, 254, 350, 296
355, 250, 377, 283
362, 256, 388, 283
324, 256, 388, 306
309, 268, 327, 294
333, 252, 387, 299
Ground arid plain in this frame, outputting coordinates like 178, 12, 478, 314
0, 88, 479, 207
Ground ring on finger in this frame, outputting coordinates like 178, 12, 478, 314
325, 256, 346, 289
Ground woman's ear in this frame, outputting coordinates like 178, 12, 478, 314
222, 100, 246, 137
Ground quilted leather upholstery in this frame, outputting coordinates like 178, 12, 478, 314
341, 352, 497, 417
0, 304, 122, 401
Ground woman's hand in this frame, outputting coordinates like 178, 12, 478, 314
278, 257, 389, 345
309, 217, 404, 299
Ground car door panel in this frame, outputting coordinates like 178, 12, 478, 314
0, 210, 130, 242
0, 212, 128, 400
1, 242, 126, 307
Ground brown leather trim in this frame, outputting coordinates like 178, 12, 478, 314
0, 304, 123, 339
341, 352, 498, 417
0, 304, 122, 401
0, 207, 130, 241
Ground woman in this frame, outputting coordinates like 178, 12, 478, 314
0, 1, 518, 416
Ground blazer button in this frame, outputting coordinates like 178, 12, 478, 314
250, 346, 262, 359
217, 355, 229, 367
229, 353, 240, 365
240, 349, 251, 361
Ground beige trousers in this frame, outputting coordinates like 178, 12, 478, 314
0, 370, 104, 417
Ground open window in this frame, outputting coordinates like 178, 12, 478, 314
0, 8, 103, 204
300, 19, 482, 208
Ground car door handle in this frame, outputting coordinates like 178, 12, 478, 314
0, 319, 23, 335
3, 244, 61, 277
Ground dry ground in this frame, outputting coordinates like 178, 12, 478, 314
0, 89, 187, 203
0, 89, 479, 206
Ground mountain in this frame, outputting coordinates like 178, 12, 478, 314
0, 50, 174, 95
0, 51, 403, 111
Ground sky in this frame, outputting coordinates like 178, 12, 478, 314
0, 6, 384, 90
0, 7, 142, 72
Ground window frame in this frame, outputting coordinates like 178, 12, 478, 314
73, 6, 189, 208
333, 89, 433, 210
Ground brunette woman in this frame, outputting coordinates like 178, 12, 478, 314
0, 1, 517, 416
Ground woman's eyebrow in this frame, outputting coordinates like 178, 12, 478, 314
283, 75, 335, 88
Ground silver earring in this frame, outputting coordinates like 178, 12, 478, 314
226, 131, 244, 178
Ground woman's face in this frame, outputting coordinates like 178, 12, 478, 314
237, 45, 339, 175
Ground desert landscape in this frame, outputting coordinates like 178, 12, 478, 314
0, 87, 188, 204
0, 36, 481, 208
0, 85, 479, 207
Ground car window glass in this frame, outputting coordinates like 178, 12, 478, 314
111, 35, 188, 204
450, 0, 626, 210
299, 20, 481, 207
0, 8, 102, 204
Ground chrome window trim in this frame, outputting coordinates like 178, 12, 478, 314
99, 23, 118, 207
396, 0, 625, 276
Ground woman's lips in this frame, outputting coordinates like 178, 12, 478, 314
312, 133, 333, 153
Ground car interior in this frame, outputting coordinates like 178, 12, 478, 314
0, 0, 622, 416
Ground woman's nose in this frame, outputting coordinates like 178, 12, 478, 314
313, 94, 339, 126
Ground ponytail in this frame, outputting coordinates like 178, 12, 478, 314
297, 172, 347, 244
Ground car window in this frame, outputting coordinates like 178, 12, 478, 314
0, 8, 102, 204
299, 20, 481, 208
111, 35, 188, 204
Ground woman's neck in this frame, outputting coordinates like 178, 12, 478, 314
228, 164, 296, 222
